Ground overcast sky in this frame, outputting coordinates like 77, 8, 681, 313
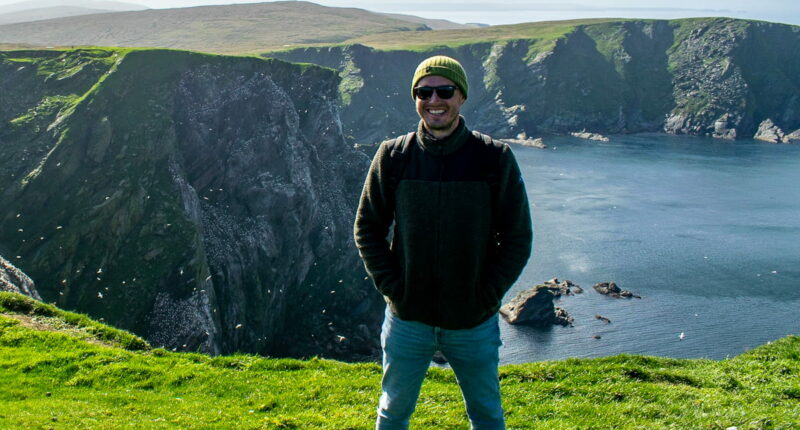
3, 0, 799, 26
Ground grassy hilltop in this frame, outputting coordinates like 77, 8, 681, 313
1, 292, 798, 429
0, 1, 431, 54
333, 18, 626, 52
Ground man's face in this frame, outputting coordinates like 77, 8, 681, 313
415, 75, 465, 137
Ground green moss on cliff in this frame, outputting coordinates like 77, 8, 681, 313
9, 95, 78, 127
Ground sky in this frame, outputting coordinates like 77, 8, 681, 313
2, 0, 799, 26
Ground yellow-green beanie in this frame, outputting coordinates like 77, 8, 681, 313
411, 55, 468, 100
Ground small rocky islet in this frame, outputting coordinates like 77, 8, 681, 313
500, 278, 641, 328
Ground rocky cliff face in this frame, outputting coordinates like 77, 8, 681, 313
269, 18, 800, 144
0, 48, 382, 359
0, 255, 40, 300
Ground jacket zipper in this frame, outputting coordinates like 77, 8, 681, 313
434, 155, 444, 327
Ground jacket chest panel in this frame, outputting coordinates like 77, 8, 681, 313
402, 139, 497, 183
395, 181, 492, 229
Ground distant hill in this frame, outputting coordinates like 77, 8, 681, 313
377, 12, 480, 30
0, 0, 146, 14
0, 0, 431, 53
0, 6, 112, 24
0, 42, 41, 50
0, 0, 147, 25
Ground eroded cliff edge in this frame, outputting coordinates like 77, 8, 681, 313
0, 48, 382, 360
269, 18, 800, 145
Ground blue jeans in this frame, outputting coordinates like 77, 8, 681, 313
376, 307, 505, 430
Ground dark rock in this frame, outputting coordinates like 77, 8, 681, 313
785, 129, 800, 143
754, 118, 785, 143
0, 255, 41, 300
500, 284, 573, 326
553, 307, 573, 326
592, 282, 641, 299
620, 290, 640, 299
432, 351, 448, 364
755, 119, 800, 144
346, 324, 379, 359
570, 131, 609, 142
713, 113, 738, 139
541, 278, 581, 297
502, 134, 547, 149
356, 324, 371, 340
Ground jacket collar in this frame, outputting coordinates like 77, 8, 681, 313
416, 116, 469, 156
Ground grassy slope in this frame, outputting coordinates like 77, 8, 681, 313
0, 1, 429, 54
0, 43, 46, 50
1, 292, 798, 429
324, 18, 630, 53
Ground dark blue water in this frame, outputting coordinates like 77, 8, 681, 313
501, 134, 800, 364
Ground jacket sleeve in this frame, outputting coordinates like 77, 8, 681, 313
353, 142, 403, 299
486, 144, 533, 299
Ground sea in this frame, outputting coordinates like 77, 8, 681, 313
500, 133, 800, 365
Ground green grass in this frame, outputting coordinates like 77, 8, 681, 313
308, 18, 630, 54
0, 292, 148, 351
1, 292, 798, 429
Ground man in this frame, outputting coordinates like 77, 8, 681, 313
354, 55, 533, 430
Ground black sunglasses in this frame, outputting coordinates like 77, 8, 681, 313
414, 85, 457, 100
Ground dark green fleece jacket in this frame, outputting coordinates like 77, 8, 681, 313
354, 119, 533, 329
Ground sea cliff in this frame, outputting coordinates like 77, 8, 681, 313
0, 48, 382, 359
269, 18, 800, 146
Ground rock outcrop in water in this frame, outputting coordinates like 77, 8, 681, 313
592, 282, 641, 299
570, 131, 609, 142
541, 278, 583, 297
268, 18, 800, 146
754, 119, 800, 143
500, 284, 573, 326
0, 49, 383, 360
